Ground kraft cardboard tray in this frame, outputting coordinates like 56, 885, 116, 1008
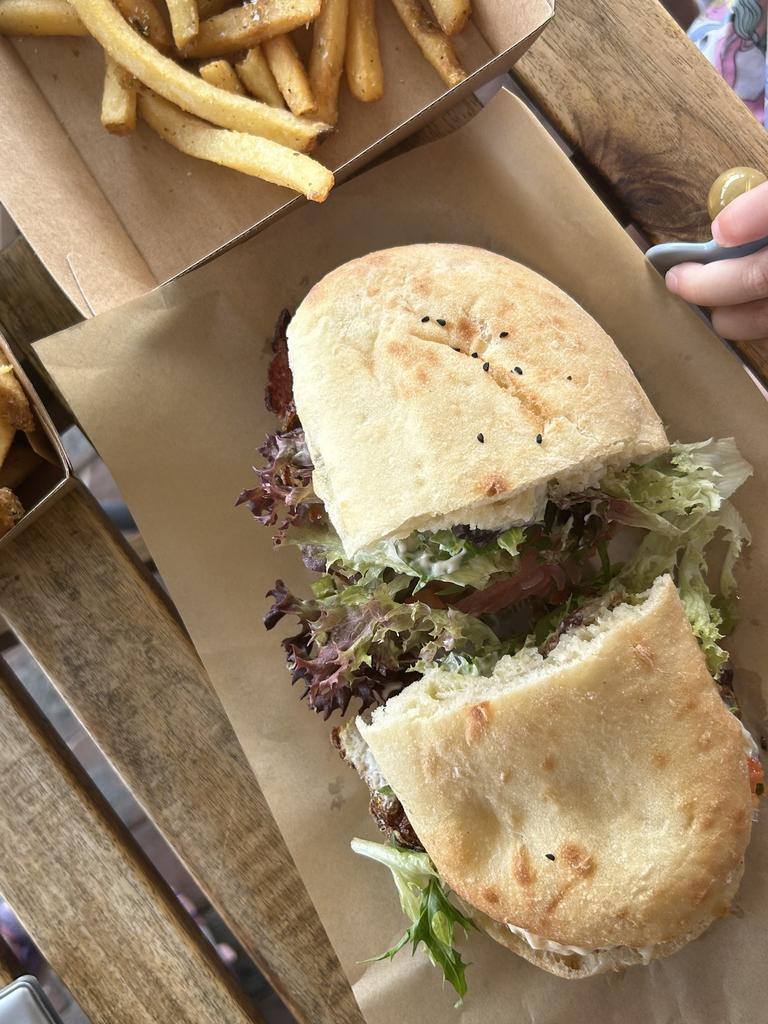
35, 89, 768, 1024
0, 333, 73, 550
0, 0, 552, 317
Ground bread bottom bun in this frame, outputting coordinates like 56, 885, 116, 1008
473, 859, 744, 979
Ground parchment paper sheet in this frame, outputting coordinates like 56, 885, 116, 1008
0, 1, 549, 314
36, 90, 768, 1023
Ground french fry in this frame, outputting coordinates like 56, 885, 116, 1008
138, 91, 333, 200
0, 364, 34, 434
345, 0, 382, 102
0, 419, 14, 468
69, 0, 327, 148
101, 56, 137, 134
196, 0, 232, 16
199, 58, 245, 94
0, 0, 86, 36
113, 0, 173, 51
0, 487, 24, 538
180, 0, 321, 59
235, 46, 284, 108
389, 0, 465, 86
0, 361, 32, 471
308, 0, 348, 125
263, 34, 315, 116
0, 437, 40, 491
427, 0, 469, 35
165, 0, 198, 47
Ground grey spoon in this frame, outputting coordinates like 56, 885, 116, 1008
646, 235, 768, 274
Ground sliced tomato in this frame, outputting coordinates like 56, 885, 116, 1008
748, 756, 764, 797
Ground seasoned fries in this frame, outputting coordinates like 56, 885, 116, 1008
0, 361, 35, 539
263, 34, 316, 116
345, 0, 383, 102
138, 91, 334, 200
0, 488, 24, 537
236, 46, 285, 108
0, 364, 35, 435
427, 0, 470, 35
0, 0, 86, 36
180, 0, 321, 59
113, 0, 173, 51
101, 56, 137, 134
389, 0, 465, 86
165, 0, 198, 48
2, 0, 479, 193
70, 0, 326, 148
308, 0, 348, 125
200, 58, 246, 94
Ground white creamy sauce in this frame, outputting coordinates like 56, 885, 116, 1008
506, 924, 656, 964
340, 719, 390, 793
506, 924, 593, 956
738, 719, 761, 760
389, 538, 465, 580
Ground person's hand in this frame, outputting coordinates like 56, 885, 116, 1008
665, 180, 768, 344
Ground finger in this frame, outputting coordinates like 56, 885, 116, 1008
711, 297, 768, 341
665, 250, 768, 307
712, 180, 768, 246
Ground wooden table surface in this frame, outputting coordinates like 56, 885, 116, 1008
1, 2, 767, 1022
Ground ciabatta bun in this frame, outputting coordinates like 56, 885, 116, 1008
359, 576, 753, 968
287, 244, 668, 556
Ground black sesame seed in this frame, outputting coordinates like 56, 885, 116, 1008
421, 315, 430, 323
477, 433, 485, 444
514, 366, 523, 375
536, 433, 543, 445
483, 362, 490, 372
471, 352, 479, 359
499, 331, 509, 338
436, 318, 446, 327
566, 375, 573, 381
545, 853, 556, 861
452, 346, 460, 352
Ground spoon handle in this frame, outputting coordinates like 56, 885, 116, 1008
645, 235, 768, 275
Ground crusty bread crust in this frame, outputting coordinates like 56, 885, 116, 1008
287, 244, 668, 556
473, 876, 742, 979
360, 577, 753, 953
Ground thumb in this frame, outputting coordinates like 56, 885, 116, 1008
712, 179, 768, 246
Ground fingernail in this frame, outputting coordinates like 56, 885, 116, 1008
665, 268, 680, 293
712, 217, 726, 244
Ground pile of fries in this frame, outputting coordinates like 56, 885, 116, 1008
0, 357, 36, 538
0, 0, 474, 200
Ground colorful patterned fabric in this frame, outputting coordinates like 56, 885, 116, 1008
688, 0, 767, 124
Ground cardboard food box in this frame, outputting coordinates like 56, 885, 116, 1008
36, 90, 768, 1022
0, 1, 552, 317
0, 333, 72, 548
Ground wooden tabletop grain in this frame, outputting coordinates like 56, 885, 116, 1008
2, 1, 768, 1022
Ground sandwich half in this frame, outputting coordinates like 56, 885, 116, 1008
352, 575, 761, 981
287, 243, 668, 556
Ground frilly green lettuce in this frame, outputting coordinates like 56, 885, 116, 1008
599, 438, 752, 536
621, 501, 750, 675
351, 838, 474, 1004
